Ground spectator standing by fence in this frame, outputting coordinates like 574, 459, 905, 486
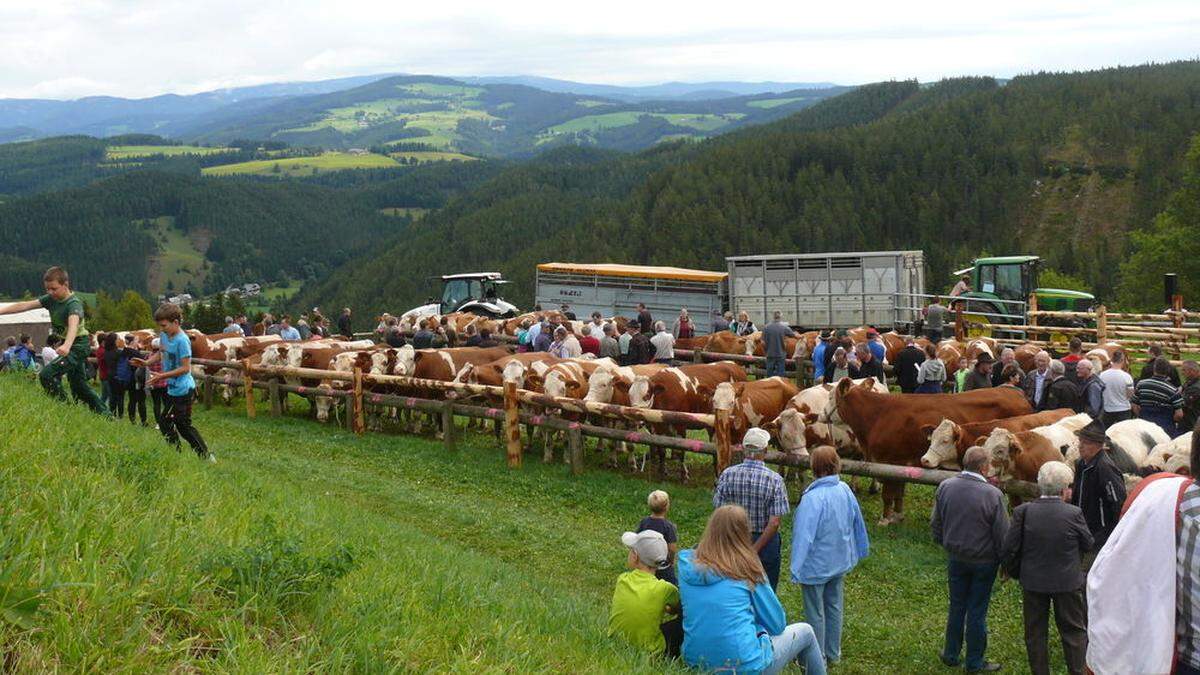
924, 297, 948, 342
811, 330, 832, 384
1069, 421, 1126, 569
637, 303, 654, 335
672, 309, 695, 340
894, 336, 925, 393
1097, 351, 1134, 427
762, 311, 795, 378
126, 336, 148, 426
103, 333, 129, 418
600, 324, 620, 361
223, 316, 243, 335
1182, 360, 1200, 432
931, 446, 1008, 673
338, 308, 353, 338
992, 348, 1023, 388
1025, 351, 1052, 410
713, 311, 732, 334
1044, 360, 1080, 412
849, 343, 885, 386
579, 325, 601, 356
916, 343, 946, 393
731, 311, 756, 337
713, 428, 790, 590
1001, 461, 1091, 675
1132, 357, 1184, 438
629, 327, 655, 365
1076, 360, 1104, 419
650, 322, 675, 364
789, 446, 869, 667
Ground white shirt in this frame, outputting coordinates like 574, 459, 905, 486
41, 346, 57, 364
562, 335, 582, 358
1098, 368, 1134, 412
650, 331, 675, 360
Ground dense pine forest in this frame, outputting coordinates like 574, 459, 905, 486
0, 61, 1197, 314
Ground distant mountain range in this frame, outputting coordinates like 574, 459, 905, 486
0, 73, 846, 153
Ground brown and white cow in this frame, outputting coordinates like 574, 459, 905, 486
767, 379, 888, 458
412, 346, 511, 382
827, 378, 1032, 524
711, 377, 801, 453
704, 332, 756, 356
1146, 432, 1193, 475
537, 358, 619, 400
920, 409, 1078, 469
628, 361, 748, 414
980, 426, 1068, 487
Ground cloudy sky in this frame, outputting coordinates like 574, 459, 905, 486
2, 0, 1197, 99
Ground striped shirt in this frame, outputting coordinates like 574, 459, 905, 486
1132, 376, 1183, 409
1179, 482, 1200, 669
713, 459, 790, 533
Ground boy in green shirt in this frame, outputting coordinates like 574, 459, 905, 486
0, 267, 108, 415
609, 530, 682, 657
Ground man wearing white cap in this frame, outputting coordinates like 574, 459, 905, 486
713, 427, 790, 589
608, 530, 681, 657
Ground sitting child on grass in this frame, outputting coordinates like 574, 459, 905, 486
637, 489, 679, 586
608, 530, 682, 657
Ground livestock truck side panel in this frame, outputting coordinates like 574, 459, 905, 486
725, 251, 925, 330
535, 263, 727, 333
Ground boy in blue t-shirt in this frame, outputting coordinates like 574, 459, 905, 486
132, 303, 213, 462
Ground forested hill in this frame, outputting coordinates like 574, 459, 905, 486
292, 61, 1200, 317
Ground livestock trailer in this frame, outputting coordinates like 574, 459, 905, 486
534, 262, 727, 333
725, 251, 926, 330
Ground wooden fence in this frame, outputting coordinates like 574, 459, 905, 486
191, 356, 1036, 498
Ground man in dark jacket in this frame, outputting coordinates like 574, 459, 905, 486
1069, 420, 1127, 567
992, 348, 1023, 388
1075, 360, 1104, 419
337, 308, 353, 338
1001, 460, 1092, 675
1044, 360, 1080, 412
894, 336, 925, 393
849, 343, 886, 385
1138, 344, 1181, 385
1182, 360, 1200, 432
636, 303, 654, 336
931, 446, 1009, 673
629, 329, 655, 365
963, 353, 994, 391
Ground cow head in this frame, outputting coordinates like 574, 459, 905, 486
391, 346, 415, 376
628, 375, 659, 409
453, 363, 475, 384
921, 419, 962, 469
981, 427, 1020, 482
711, 381, 736, 412
772, 408, 810, 459
502, 360, 528, 386
285, 345, 308, 370
369, 350, 392, 375
584, 368, 616, 404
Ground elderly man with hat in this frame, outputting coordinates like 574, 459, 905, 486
963, 353, 995, 391
1068, 420, 1127, 570
713, 427, 790, 589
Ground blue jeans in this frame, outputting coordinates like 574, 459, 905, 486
943, 560, 998, 669
764, 623, 827, 675
766, 356, 786, 378
755, 531, 782, 590
802, 576, 845, 663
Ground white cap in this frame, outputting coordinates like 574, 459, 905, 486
621, 530, 669, 569
742, 427, 771, 452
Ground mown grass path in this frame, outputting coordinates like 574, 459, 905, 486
0, 376, 1066, 673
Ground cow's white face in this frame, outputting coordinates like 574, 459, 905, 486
584, 368, 615, 403
392, 346, 415, 376
543, 370, 569, 399
775, 408, 809, 458
315, 386, 333, 422
628, 375, 653, 408
285, 346, 307, 370
502, 360, 527, 385
332, 352, 358, 373
922, 419, 960, 468
981, 428, 1016, 481
711, 382, 736, 411
370, 351, 390, 375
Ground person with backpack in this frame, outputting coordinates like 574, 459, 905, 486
123, 335, 148, 426
102, 333, 129, 418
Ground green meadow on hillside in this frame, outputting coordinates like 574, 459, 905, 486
0, 375, 1070, 673
201, 152, 399, 177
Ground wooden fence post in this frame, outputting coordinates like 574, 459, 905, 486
954, 302, 964, 341
1028, 293, 1038, 329
1173, 294, 1184, 329
442, 399, 456, 452
504, 380, 522, 468
715, 407, 732, 480
1096, 304, 1108, 343
202, 376, 213, 410
567, 425, 584, 476
242, 359, 255, 419
268, 379, 281, 417
692, 348, 704, 364
352, 367, 365, 435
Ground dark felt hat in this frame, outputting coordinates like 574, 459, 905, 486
1075, 419, 1108, 444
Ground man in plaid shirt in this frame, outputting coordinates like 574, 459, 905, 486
1179, 446, 1200, 675
713, 427, 790, 589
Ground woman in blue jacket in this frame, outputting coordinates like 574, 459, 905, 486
679, 505, 825, 675
790, 446, 870, 666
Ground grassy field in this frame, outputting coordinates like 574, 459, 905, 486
202, 152, 399, 177
106, 145, 234, 159
0, 376, 1068, 673
747, 97, 808, 109
541, 111, 744, 139
378, 207, 430, 219
242, 281, 303, 315
141, 216, 208, 295
388, 150, 477, 163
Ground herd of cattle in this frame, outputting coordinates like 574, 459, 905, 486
108, 310, 1193, 525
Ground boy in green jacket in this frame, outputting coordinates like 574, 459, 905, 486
0, 267, 109, 415
608, 530, 681, 657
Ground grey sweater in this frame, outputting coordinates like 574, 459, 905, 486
931, 473, 1010, 564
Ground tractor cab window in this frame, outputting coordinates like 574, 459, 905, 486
441, 279, 482, 314
978, 264, 1024, 302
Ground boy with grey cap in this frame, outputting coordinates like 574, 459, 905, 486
608, 530, 681, 657
713, 427, 790, 589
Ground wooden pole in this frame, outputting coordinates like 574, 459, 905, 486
504, 380, 522, 468
202, 375, 213, 410
1096, 304, 1108, 343
1173, 294, 1185, 329
954, 302, 964, 341
268, 379, 281, 417
242, 359, 255, 419
442, 399, 456, 452
1028, 293, 1038, 328
352, 367, 365, 435
567, 424, 584, 476
714, 407, 732, 480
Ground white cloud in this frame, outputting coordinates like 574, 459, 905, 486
0, 0, 1196, 98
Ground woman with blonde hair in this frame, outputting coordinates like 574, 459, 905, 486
679, 505, 826, 674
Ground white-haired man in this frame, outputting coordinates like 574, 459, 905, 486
1001, 461, 1091, 675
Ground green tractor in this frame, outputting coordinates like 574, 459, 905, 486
952, 256, 1095, 337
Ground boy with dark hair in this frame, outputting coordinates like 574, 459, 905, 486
132, 303, 213, 462
0, 267, 109, 414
